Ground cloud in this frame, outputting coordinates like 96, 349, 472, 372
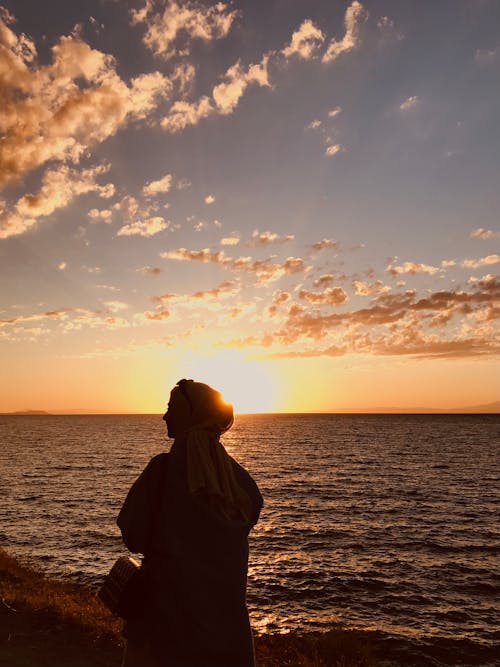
220, 235, 240, 246
160, 245, 308, 284
299, 287, 348, 305
267, 290, 291, 317
0, 11, 169, 186
0, 304, 131, 331
142, 174, 172, 197
154, 279, 240, 303
143, 308, 170, 321
313, 274, 334, 288
88, 208, 113, 223
386, 261, 440, 276
282, 19, 325, 60
161, 54, 270, 132
310, 238, 338, 252
399, 95, 419, 112
137, 266, 162, 276
117, 217, 169, 237
462, 255, 500, 269
353, 280, 391, 296
103, 300, 128, 312
322, 1, 367, 63
328, 106, 342, 118
470, 227, 500, 240
161, 247, 227, 263
130, 0, 237, 60
205, 194, 215, 204
160, 96, 213, 133
325, 143, 342, 156
269, 278, 500, 357
251, 229, 295, 246
0, 164, 113, 239
212, 56, 271, 115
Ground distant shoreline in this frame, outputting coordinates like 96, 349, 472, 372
2, 405, 499, 416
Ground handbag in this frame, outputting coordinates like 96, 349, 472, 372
98, 555, 143, 618
98, 455, 169, 618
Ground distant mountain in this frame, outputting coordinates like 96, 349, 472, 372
1, 410, 51, 415
456, 401, 500, 414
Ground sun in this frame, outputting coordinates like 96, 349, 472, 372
181, 349, 277, 413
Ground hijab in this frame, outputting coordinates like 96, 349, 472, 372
170, 379, 253, 523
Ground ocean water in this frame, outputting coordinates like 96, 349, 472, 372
1, 413, 499, 665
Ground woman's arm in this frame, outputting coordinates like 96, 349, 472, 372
116, 453, 168, 553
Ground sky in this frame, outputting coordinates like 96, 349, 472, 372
0, 0, 499, 414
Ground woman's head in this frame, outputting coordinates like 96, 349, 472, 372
163, 379, 233, 439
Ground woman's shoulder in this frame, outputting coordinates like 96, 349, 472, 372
143, 451, 169, 477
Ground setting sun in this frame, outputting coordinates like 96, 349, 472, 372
181, 349, 277, 414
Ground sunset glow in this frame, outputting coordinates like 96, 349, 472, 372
0, 1, 499, 413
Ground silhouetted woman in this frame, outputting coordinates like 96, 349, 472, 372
117, 379, 263, 667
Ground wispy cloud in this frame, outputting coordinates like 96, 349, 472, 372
387, 261, 440, 276
325, 143, 342, 157
353, 280, 391, 296
310, 239, 338, 252
322, 1, 367, 64
462, 254, 500, 269
130, 0, 237, 60
399, 95, 419, 112
1, 164, 114, 239
299, 287, 348, 305
0, 10, 168, 187
220, 235, 240, 246
282, 19, 324, 60
160, 246, 308, 284
251, 230, 295, 246
142, 174, 172, 197
117, 217, 169, 237
470, 227, 500, 240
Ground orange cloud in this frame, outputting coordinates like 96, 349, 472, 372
462, 254, 500, 269
251, 229, 295, 246
0, 11, 169, 187
387, 261, 440, 276
470, 228, 500, 240
161, 54, 270, 132
310, 238, 338, 251
131, 0, 237, 60
160, 246, 308, 283
313, 274, 335, 288
117, 217, 170, 237
0, 164, 113, 239
142, 174, 172, 197
262, 277, 500, 358
282, 19, 325, 60
299, 287, 348, 305
353, 279, 391, 296
322, 1, 367, 63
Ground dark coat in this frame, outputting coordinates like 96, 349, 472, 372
117, 437, 263, 667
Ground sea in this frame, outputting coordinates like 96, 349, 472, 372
1, 413, 499, 666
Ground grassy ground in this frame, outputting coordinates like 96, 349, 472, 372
0, 547, 378, 666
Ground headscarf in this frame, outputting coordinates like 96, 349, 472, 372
172, 379, 253, 523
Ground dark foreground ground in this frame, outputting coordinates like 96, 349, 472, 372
0, 547, 380, 667
1, 548, 498, 667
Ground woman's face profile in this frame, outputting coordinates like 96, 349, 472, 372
162, 388, 191, 438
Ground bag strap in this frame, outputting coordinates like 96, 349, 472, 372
144, 453, 169, 558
